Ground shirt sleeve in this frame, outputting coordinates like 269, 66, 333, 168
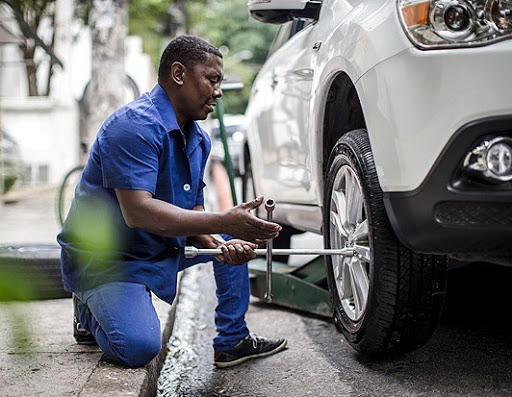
98, 118, 160, 194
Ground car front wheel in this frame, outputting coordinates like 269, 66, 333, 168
324, 130, 447, 355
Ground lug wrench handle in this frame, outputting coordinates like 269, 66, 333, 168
264, 198, 275, 303
264, 198, 275, 214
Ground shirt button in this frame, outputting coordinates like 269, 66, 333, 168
183, 183, 191, 192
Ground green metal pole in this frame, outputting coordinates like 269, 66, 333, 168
215, 97, 238, 206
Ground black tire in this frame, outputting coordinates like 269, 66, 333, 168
242, 146, 302, 263
57, 166, 84, 227
323, 130, 447, 355
0, 244, 70, 301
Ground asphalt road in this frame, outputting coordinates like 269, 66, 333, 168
157, 257, 512, 397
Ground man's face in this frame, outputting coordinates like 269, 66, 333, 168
179, 54, 223, 123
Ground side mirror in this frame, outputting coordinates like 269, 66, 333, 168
248, 0, 321, 24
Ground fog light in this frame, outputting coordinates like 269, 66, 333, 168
487, 141, 512, 176
463, 137, 512, 182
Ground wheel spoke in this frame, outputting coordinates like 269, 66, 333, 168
354, 244, 371, 262
333, 256, 351, 300
333, 256, 346, 298
340, 258, 352, 299
330, 210, 348, 240
352, 219, 368, 242
333, 258, 341, 279
349, 257, 369, 317
331, 189, 348, 228
345, 171, 363, 227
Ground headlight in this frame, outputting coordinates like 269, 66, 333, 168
398, 0, 512, 48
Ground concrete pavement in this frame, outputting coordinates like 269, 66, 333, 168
0, 295, 175, 397
0, 186, 179, 397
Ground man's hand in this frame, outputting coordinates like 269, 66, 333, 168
224, 196, 281, 244
216, 239, 258, 265
187, 234, 256, 265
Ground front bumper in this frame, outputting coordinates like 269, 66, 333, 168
384, 116, 512, 262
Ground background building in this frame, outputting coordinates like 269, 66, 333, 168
0, 0, 154, 189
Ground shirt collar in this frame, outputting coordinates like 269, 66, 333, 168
150, 83, 205, 154
150, 84, 180, 132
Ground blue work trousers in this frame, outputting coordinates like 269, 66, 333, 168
75, 254, 250, 367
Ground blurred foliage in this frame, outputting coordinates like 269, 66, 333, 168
68, 201, 122, 274
187, 0, 277, 65
128, 0, 279, 114
127, 0, 171, 69
0, 265, 37, 302
190, 0, 279, 114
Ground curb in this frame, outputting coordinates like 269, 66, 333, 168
141, 275, 181, 397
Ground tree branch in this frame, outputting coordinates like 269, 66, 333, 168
2, 0, 64, 69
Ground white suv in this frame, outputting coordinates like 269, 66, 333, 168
244, 0, 512, 355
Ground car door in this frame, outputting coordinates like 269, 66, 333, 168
247, 20, 317, 205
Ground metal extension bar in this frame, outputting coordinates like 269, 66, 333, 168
184, 246, 356, 258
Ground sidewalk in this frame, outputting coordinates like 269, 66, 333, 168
0, 295, 176, 397
0, 187, 179, 397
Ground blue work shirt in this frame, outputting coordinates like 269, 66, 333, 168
57, 84, 211, 304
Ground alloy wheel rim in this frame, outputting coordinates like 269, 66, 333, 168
329, 164, 371, 321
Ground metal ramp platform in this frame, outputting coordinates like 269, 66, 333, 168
248, 256, 333, 318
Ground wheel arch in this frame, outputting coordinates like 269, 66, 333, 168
321, 72, 366, 178
318, 72, 367, 231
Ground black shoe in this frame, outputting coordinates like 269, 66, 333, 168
214, 333, 287, 368
73, 294, 97, 345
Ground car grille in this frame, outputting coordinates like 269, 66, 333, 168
434, 202, 512, 226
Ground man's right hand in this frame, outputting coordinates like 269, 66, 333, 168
115, 189, 281, 242
224, 196, 281, 244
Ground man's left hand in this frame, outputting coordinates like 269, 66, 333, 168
217, 239, 257, 265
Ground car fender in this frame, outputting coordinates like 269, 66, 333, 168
308, 0, 413, 193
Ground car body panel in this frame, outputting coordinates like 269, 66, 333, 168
358, 39, 512, 192
245, 0, 512, 255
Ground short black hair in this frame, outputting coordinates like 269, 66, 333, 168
158, 35, 222, 83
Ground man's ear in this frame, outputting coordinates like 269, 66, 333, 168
171, 62, 186, 86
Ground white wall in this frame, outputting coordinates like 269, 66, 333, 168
125, 36, 155, 95
0, 97, 79, 186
